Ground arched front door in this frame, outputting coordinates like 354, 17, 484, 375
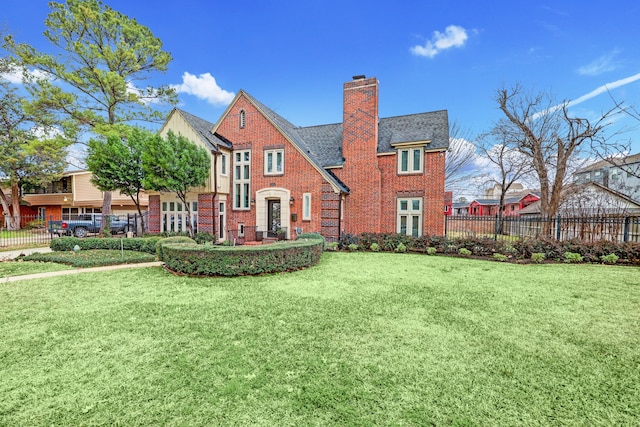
255, 188, 290, 239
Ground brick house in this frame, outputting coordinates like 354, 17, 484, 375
149, 75, 449, 241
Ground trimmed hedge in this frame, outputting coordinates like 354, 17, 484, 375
50, 236, 162, 255
161, 237, 324, 276
335, 232, 640, 264
24, 250, 156, 267
155, 236, 197, 261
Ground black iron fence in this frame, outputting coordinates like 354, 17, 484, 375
0, 213, 147, 249
445, 214, 640, 243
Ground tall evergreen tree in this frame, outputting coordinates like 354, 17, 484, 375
5, 0, 176, 231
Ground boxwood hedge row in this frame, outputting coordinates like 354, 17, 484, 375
50, 236, 163, 254
161, 236, 324, 276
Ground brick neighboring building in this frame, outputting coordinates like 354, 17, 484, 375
150, 75, 449, 241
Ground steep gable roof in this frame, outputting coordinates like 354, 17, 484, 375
174, 108, 232, 151
207, 89, 449, 193
223, 91, 350, 193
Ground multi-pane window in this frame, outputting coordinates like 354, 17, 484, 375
234, 150, 251, 209
161, 201, 198, 233
264, 149, 284, 175
397, 198, 422, 237
303, 193, 311, 220
398, 147, 424, 174
239, 110, 246, 128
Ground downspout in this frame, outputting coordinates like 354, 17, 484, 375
212, 150, 218, 240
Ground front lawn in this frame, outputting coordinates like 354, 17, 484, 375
0, 260, 73, 278
1, 252, 639, 425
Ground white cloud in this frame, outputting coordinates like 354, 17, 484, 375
410, 25, 469, 58
171, 72, 235, 106
577, 51, 619, 76
0, 66, 49, 84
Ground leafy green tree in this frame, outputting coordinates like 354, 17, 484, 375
142, 131, 210, 237
4, 0, 177, 231
0, 60, 71, 229
86, 126, 149, 232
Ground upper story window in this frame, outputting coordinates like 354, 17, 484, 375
234, 150, 251, 209
398, 147, 424, 174
239, 110, 246, 128
220, 153, 228, 176
264, 149, 284, 175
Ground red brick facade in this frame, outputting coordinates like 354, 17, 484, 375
154, 76, 448, 240
148, 195, 161, 233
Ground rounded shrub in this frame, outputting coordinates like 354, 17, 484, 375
155, 236, 197, 261
162, 235, 324, 276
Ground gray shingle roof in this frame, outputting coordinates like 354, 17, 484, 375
176, 108, 232, 151
243, 90, 449, 167
178, 91, 450, 194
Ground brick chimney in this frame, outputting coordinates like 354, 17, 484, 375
340, 75, 382, 234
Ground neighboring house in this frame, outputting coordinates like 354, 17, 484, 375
484, 183, 525, 199
466, 188, 540, 217
452, 202, 470, 215
444, 191, 453, 216
20, 170, 148, 220
520, 182, 640, 216
468, 199, 499, 216
150, 75, 449, 241
573, 153, 640, 203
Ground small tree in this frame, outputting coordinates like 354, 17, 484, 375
477, 124, 534, 221
142, 131, 209, 236
446, 120, 479, 192
86, 126, 149, 232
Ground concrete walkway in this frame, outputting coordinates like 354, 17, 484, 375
0, 246, 52, 261
2, 261, 164, 283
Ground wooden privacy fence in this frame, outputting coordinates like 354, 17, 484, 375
445, 214, 640, 243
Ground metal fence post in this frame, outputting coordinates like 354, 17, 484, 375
494, 214, 498, 241
556, 214, 561, 240
444, 214, 448, 239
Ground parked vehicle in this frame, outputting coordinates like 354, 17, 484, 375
48, 214, 135, 238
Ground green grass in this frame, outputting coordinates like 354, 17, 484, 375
22, 249, 157, 267
1, 252, 639, 425
0, 230, 33, 238
0, 260, 73, 277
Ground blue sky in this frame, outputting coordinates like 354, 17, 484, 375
3, 0, 640, 157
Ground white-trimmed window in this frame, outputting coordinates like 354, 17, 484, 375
239, 110, 246, 128
161, 201, 198, 233
218, 201, 226, 240
234, 150, 251, 209
398, 147, 424, 174
303, 192, 311, 220
397, 198, 422, 237
220, 153, 228, 176
264, 149, 284, 175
